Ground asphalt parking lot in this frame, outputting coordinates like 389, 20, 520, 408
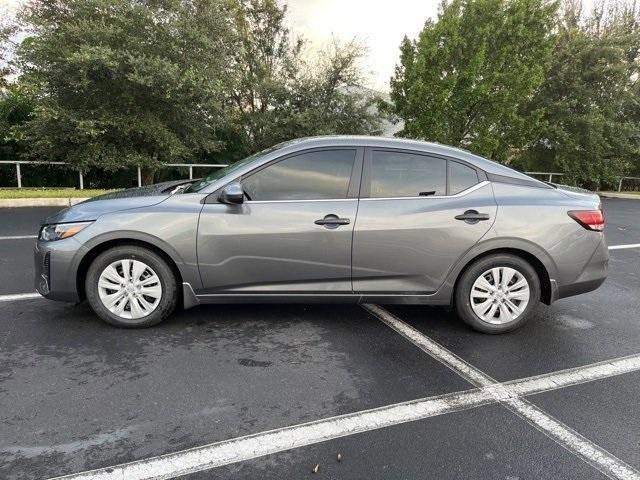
1, 198, 639, 480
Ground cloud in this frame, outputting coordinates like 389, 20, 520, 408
285, 0, 439, 90
0, 0, 23, 14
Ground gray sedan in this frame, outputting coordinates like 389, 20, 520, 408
34, 136, 608, 333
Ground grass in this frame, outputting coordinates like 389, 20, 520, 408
0, 188, 117, 199
600, 191, 640, 195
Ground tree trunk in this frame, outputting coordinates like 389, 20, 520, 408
141, 166, 156, 186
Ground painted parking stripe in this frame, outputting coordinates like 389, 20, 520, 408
363, 304, 640, 480
609, 243, 640, 250
0, 235, 37, 240
48, 389, 497, 480
46, 354, 640, 479
505, 354, 640, 395
0, 292, 42, 302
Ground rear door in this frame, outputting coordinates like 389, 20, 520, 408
352, 148, 497, 293
197, 147, 363, 294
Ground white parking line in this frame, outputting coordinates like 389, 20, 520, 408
0, 235, 37, 240
363, 304, 640, 480
47, 352, 640, 479
48, 389, 496, 480
0, 292, 42, 302
609, 243, 640, 250
506, 354, 640, 395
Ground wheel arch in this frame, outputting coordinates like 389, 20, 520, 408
448, 239, 558, 306
454, 248, 552, 305
76, 237, 185, 306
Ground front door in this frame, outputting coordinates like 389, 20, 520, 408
197, 148, 362, 294
352, 148, 497, 293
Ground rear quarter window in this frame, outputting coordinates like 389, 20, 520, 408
448, 161, 479, 195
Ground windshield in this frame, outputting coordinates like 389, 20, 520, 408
185, 141, 297, 193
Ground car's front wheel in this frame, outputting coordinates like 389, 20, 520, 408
85, 246, 177, 328
454, 253, 540, 334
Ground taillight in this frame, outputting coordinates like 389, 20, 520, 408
568, 210, 605, 231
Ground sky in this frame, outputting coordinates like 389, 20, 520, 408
285, 0, 440, 90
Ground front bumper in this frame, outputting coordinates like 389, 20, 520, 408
34, 237, 87, 303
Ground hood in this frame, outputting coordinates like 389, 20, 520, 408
43, 179, 193, 224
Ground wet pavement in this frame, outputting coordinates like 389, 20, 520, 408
0, 199, 638, 479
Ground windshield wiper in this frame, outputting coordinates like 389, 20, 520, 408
170, 184, 190, 195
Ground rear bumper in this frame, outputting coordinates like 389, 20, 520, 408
34, 238, 86, 303
557, 236, 608, 300
558, 277, 607, 299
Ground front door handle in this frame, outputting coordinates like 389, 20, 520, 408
315, 214, 350, 229
455, 210, 490, 224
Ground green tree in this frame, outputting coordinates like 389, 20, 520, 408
2, 14, 29, 157
1, 20, 15, 89
5, 0, 384, 182
220, 0, 382, 161
523, 1, 640, 188
11, 0, 236, 183
386, 0, 557, 162
287, 40, 383, 139
0, 84, 33, 160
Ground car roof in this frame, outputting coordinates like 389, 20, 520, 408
277, 136, 538, 182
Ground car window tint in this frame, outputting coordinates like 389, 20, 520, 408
370, 151, 446, 197
449, 161, 479, 194
242, 149, 356, 201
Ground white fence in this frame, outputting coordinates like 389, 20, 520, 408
617, 177, 640, 192
523, 171, 564, 183
0, 160, 228, 189
1, 160, 639, 192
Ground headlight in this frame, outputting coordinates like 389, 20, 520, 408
39, 221, 93, 241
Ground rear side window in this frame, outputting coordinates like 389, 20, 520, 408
449, 161, 479, 194
369, 151, 447, 197
242, 149, 356, 201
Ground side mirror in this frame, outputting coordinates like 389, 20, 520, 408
218, 182, 245, 204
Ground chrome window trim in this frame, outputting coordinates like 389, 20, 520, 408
361, 180, 490, 201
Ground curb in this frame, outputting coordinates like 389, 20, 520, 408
0, 198, 89, 208
598, 192, 640, 200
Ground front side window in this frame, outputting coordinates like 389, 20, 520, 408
186, 141, 297, 193
242, 149, 356, 201
369, 151, 447, 197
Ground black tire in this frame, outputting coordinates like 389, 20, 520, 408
85, 245, 177, 328
454, 253, 540, 334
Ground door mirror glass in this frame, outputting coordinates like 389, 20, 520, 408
218, 182, 244, 204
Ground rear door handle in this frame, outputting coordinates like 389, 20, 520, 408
315, 214, 350, 229
455, 210, 490, 224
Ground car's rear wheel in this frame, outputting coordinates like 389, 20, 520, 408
85, 246, 177, 328
454, 253, 540, 334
